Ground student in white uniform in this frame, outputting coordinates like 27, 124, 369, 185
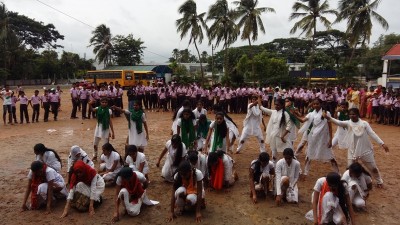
249, 152, 275, 204
259, 98, 293, 161
67, 145, 94, 183
91, 98, 115, 161
112, 167, 158, 222
188, 150, 207, 178
212, 104, 240, 153
113, 101, 149, 152
236, 95, 266, 153
33, 143, 62, 173
167, 161, 204, 223
99, 143, 123, 184
177, 108, 197, 150
203, 112, 230, 153
294, 99, 339, 177
341, 162, 372, 210
275, 148, 301, 205
21, 161, 68, 213
171, 100, 191, 135
207, 151, 236, 190
60, 161, 105, 218
156, 134, 188, 182
325, 107, 389, 187
125, 145, 149, 180
305, 172, 356, 225
193, 100, 207, 120
332, 101, 350, 149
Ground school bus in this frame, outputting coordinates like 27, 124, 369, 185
134, 71, 157, 86
85, 70, 135, 88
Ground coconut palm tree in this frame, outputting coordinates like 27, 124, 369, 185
289, 0, 338, 49
207, 0, 240, 77
88, 24, 113, 68
233, 0, 275, 46
176, 0, 208, 79
337, 0, 388, 60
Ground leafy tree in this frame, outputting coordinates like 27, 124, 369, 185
176, 0, 208, 78
337, 0, 389, 60
289, 0, 337, 49
314, 29, 350, 66
112, 34, 145, 66
305, 50, 335, 70
261, 38, 312, 63
89, 24, 113, 68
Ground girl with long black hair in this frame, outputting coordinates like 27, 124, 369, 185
34, 143, 62, 173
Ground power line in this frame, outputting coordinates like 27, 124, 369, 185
34, 0, 170, 60
35, 0, 95, 29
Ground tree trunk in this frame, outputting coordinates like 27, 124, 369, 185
349, 43, 358, 62
248, 38, 255, 84
193, 39, 204, 80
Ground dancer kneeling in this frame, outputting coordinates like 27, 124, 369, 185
207, 150, 237, 190
306, 172, 356, 225
167, 161, 204, 222
249, 152, 275, 204
341, 162, 372, 211
21, 161, 68, 213
112, 167, 158, 222
61, 161, 105, 218
275, 148, 301, 205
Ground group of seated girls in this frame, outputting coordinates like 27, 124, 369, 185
21, 142, 157, 222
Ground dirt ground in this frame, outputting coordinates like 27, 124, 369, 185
0, 87, 399, 225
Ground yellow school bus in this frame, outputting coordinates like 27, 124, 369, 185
134, 71, 156, 86
85, 70, 135, 88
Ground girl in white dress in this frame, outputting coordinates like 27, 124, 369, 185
125, 145, 150, 180
34, 143, 62, 173
212, 104, 239, 153
99, 143, 123, 184
177, 108, 197, 150
306, 172, 356, 225
259, 98, 293, 161
294, 99, 339, 177
113, 101, 149, 152
332, 101, 350, 149
341, 162, 372, 210
236, 95, 266, 153
325, 107, 389, 187
171, 100, 191, 135
204, 112, 230, 153
156, 134, 188, 182
91, 98, 115, 161
67, 145, 94, 184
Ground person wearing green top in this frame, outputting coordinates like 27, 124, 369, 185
203, 112, 229, 153
91, 98, 115, 161
177, 108, 197, 150
113, 101, 149, 152
196, 114, 211, 151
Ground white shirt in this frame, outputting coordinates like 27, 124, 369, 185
100, 151, 122, 170
275, 158, 301, 195
125, 152, 149, 174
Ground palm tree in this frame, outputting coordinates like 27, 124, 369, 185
207, 0, 240, 77
176, 0, 208, 79
88, 24, 113, 68
289, 0, 338, 49
337, 0, 388, 60
233, 0, 275, 80
233, 0, 275, 46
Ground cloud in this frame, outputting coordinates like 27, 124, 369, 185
3, 0, 399, 63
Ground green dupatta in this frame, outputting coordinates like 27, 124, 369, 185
129, 109, 143, 134
181, 119, 196, 149
97, 106, 110, 131
211, 124, 224, 152
286, 106, 301, 129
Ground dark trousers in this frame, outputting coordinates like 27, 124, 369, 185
71, 99, 79, 118
43, 102, 50, 121
51, 102, 59, 119
80, 99, 88, 118
20, 104, 29, 123
150, 94, 158, 109
11, 106, 17, 122
32, 104, 40, 122
144, 93, 151, 109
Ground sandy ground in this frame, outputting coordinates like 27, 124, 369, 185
1, 87, 399, 225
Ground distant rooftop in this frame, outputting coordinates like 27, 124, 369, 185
104, 65, 172, 74
382, 44, 400, 60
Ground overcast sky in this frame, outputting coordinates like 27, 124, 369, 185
3, 0, 399, 64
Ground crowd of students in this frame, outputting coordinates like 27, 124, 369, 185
10, 81, 393, 225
